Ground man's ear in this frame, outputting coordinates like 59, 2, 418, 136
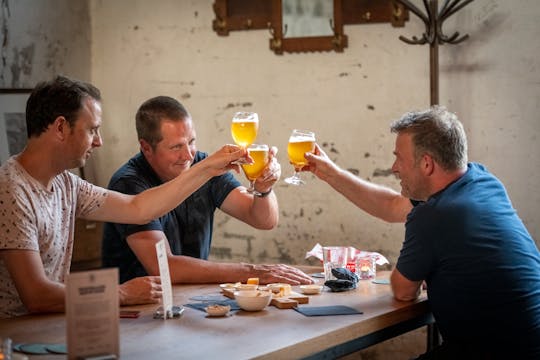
422, 153, 435, 176
140, 139, 152, 156
53, 116, 69, 140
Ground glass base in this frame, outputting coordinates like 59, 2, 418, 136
243, 187, 262, 196
284, 175, 305, 186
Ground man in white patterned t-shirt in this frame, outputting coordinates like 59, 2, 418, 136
0, 75, 244, 318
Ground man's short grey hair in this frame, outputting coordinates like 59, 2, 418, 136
390, 106, 468, 171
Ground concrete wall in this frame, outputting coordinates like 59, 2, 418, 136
89, 0, 539, 268
2, 0, 538, 274
2, 1, 539, 357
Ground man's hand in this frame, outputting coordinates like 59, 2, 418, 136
119, 276, 162, 306
247, 264, 314, 285
254, 146, 281, 194
205, 144, 246, 176
303, 144, 341, 182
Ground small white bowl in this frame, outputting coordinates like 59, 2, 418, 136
300, 284, 323, 295
234, 290, 272, 311
205, 304, 231, 317
236, 283, 258, 291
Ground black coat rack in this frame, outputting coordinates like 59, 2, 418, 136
394, 0, 474, 105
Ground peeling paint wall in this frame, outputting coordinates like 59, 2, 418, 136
4, 0, 540, 272
89, 0, 427, 271
0, 0, 91, 87
3, 0, 539, 270
89, 0, 540, 272
4, 0, 540, 357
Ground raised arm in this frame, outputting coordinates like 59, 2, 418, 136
220, 146, 280, 229
90, 144, 244, 225
304, 144, 412, 223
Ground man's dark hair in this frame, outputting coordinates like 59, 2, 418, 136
25, 75, 101, 138
135, 96, 190, 149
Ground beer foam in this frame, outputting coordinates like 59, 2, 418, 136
289, 135, 315, 142
232, 112, 258, 122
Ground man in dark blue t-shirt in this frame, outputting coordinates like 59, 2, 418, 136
305, 106, 540, 358
102, 96, 313, 286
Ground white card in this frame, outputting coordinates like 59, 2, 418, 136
156, 239, 173, 319
66, 268, 119, 360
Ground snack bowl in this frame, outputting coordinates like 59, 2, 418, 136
234, 290, 272, 311
236, 283, 258, 291
205, 304, 231, 317
299, 284, 323, 295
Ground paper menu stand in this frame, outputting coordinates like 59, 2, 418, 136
153, 239, 184, 319
66, 268, 119, 360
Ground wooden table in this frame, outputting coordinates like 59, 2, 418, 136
0, 270, 433, 359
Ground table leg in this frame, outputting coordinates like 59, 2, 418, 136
426, 323, 441, 351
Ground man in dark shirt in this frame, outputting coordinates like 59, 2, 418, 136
304, 106, 540, 358
102, 96, 312, 285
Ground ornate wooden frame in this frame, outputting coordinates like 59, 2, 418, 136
212, 0, 409, 54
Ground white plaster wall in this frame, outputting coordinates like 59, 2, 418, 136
2, 0, 537, 271
1, 0, 538, 358
89, 0, 540, 271
89, 0, 426, 267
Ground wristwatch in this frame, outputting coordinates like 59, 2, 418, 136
255, 188, 272, 198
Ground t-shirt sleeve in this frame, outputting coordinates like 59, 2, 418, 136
210, 171, 242, 208
395, 204, 436, 281
73, 174, 109, 218
0, 180, 40, 251
107, 174, 163, 237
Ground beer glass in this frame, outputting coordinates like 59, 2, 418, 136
231, 111, 259, 164
284, 129, 315, 185
241, 144, 269, 195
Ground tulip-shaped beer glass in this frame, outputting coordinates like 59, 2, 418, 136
231, 111, 259, 164
241, 144, 269, 195
284, 129, 316, 185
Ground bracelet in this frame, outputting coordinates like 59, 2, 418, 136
255, 188, 273, 198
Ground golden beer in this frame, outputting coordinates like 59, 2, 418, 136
287, 139, 315, 170
284, 129, 316, 186
231, 112, 259, 148
241, 146, 269, 181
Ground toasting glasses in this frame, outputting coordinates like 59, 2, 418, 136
284, 129, 316, 186
241, 144, 269, 195
231, 111, 259, 164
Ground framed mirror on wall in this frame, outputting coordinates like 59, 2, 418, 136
270, 0, 347, 54
212, 0, 409, 54
213, 0, 272, 35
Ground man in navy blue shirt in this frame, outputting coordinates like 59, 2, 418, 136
305, 106, 540, 358
102, 96, 312, 286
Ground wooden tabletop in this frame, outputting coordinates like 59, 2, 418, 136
0, 270, 431, 359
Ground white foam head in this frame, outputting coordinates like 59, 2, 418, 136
233, 111, 259, 123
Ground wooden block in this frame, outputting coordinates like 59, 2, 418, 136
288, 291, 309, 304
271, 297, 298, 309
